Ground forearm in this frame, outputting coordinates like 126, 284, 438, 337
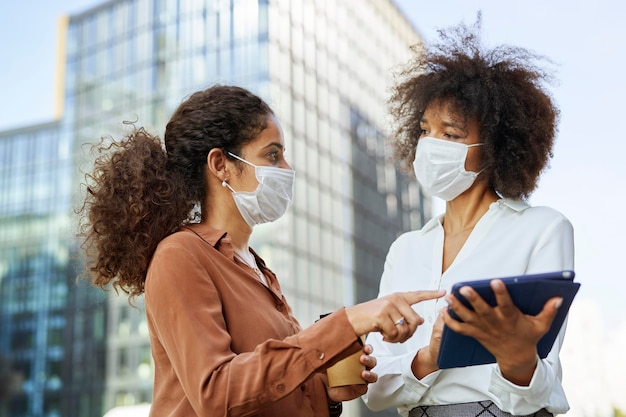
173, 310, 360, 416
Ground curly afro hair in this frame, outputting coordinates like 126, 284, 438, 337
390, 15, 559, 199
77, 85, 274, 298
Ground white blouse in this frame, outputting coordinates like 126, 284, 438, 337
362, 199, 575, 416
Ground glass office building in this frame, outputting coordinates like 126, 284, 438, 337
1, 0, 428, 416
0, 121, 107, 417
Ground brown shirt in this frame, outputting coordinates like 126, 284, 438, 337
145, 223, 362, 417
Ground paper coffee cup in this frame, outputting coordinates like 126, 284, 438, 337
327, 345, 366, 387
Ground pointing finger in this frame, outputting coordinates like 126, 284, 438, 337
401, 289, 446, 306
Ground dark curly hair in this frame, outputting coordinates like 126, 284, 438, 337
77, 85, 274, 298
390, 15, 559, 199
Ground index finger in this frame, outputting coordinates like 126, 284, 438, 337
401, 289, 446, 305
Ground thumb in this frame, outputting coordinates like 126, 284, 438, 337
401, 289, 445, 306
534, 297, 562, 333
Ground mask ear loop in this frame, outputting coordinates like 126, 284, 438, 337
227, 152, 257, 168
224, 151, 270, 194
222, 178, 236, 193
467, 143, 486, 176
222, 151, 256, 194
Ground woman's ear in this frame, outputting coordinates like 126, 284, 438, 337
207, 148, 228, 182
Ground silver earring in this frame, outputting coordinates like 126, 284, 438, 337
221, 179, 228, 187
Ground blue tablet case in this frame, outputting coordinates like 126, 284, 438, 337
437, 270, 580, 369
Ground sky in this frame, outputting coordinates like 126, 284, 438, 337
1, 0, 625, 414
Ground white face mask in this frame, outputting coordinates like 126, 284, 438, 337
222, 152, 295, 227
412, 137, 484, 201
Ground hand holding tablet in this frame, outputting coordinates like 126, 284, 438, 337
437, 270, 580, 369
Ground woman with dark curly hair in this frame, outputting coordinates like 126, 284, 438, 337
362, 19, 574, 417
77, 85, 444, 417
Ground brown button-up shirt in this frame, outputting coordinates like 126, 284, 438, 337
145, 223, 362, 416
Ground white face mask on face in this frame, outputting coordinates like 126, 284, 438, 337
412, 136, 484, 201
222, 152, 295, 227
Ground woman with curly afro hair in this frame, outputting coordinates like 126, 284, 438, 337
77, 85, 444, 417
362, 17, 574, 417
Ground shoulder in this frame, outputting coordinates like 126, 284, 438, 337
146, 228, 222, 296
501, 199, 572, 226
150, 227, 226, 275
156, 224, 226, 254
388, 216, 440, 254
496, 201, 574, 250
154, 228, 204, 256
392, 229, 423, 247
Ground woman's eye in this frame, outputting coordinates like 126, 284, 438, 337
267, 151, 279, 162
419, 129, 428, 137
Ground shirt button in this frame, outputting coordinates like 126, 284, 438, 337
276, 384, 285, 393
317, 352, 325, 360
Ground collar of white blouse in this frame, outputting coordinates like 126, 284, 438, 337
233, 249, 268, 286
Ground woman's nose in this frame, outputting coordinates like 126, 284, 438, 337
281, 159, 293, 170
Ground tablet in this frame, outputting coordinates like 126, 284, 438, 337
437, 270, 580, 369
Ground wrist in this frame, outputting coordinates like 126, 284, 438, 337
498, 354, 538, 386
412, 348, 438, 379
328, 400, 342, 417
344, 305, 366, 337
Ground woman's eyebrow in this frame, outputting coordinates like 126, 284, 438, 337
260, 142, 284, 150
442, 120, 467, 134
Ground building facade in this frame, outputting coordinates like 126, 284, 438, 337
1, 0, 427, 416
0, 121, 108, 417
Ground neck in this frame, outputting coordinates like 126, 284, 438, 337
225, 224, 253, 255
204, 213, 252, 253
202, 189, 253, 254
443, 186, 498, 234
